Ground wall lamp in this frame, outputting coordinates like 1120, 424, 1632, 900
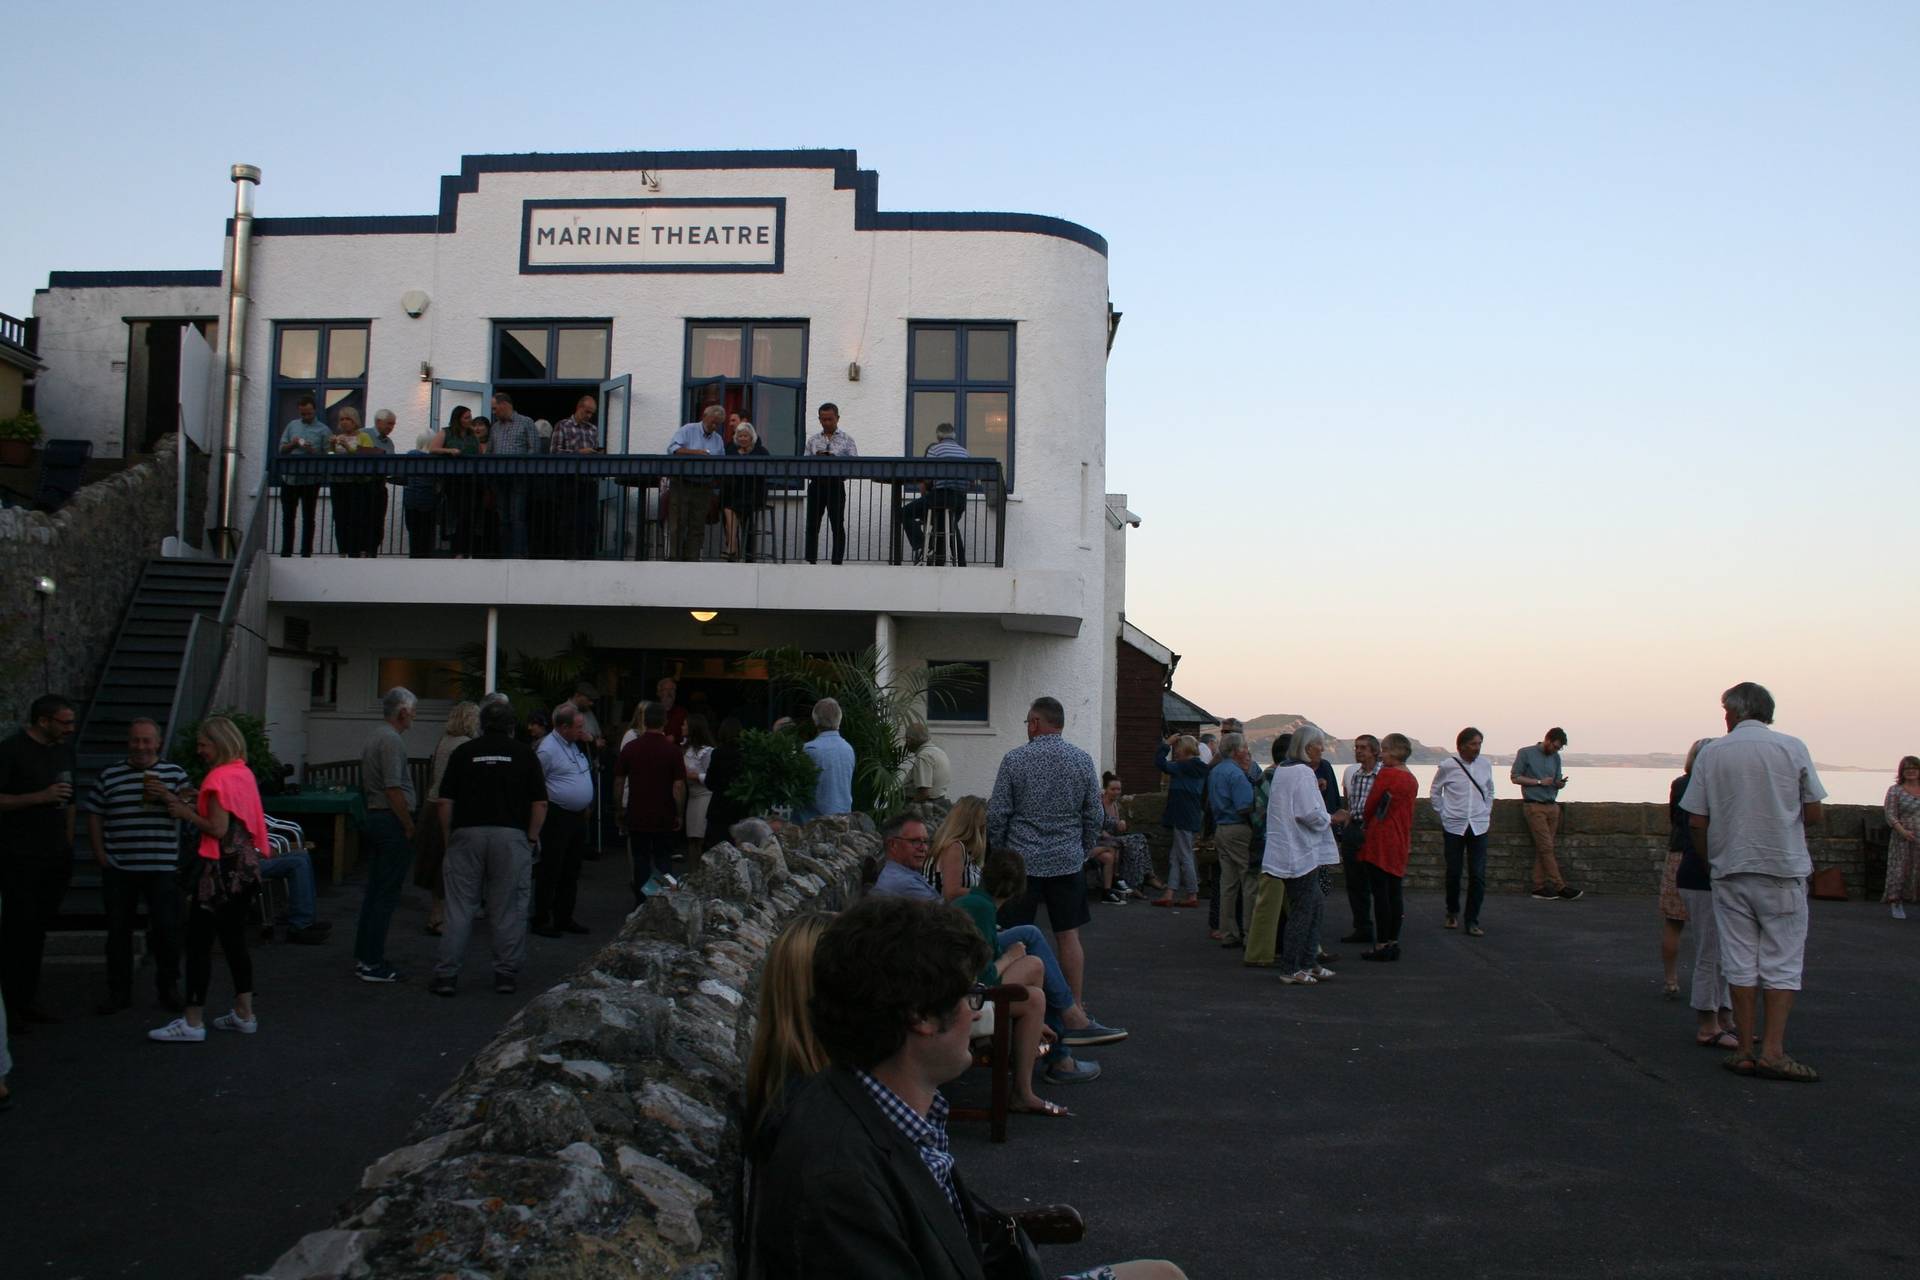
33, 575, 56, 596
690, 610, 718, 623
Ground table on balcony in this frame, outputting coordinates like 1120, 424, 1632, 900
264, 789, 366, 884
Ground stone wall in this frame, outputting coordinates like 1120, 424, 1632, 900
0, 434, 186, 729
257, 816, 874, 1280
1121, 793, 1890, 900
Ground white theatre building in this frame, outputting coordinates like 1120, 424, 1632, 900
31, 149, 1147, 790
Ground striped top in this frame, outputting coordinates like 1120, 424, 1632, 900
925, 438, 971, 490
83, 760, 189, 871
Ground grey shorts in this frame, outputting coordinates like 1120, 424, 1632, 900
1712, 872, 1808, 990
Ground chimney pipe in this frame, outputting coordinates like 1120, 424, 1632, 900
214, 164, 261, 554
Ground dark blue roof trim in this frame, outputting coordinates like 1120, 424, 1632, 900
241, 148, 1107, 257
46, 270, 222, 289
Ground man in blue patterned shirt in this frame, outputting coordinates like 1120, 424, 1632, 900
752, 896, 1186, 1280
988, 696, 1104, 1009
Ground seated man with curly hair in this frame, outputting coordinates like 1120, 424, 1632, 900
753, 894, 1185, 1280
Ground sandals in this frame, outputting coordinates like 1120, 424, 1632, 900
1696, 1030, 1740, 1050
1277, 971, 1318, 985
1662, 983, 1681, 1001
1754, 1056, 1820, 1083
1465, 925, 1485, 937
1012, 1099, 1072, 1117
1150, 896, 1175, 908
1722, 1052, 1758, 1076
1443, 915, 1458, 930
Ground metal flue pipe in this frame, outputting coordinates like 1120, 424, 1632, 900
214, 164, 261, 554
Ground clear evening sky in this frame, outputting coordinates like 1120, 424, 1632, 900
5, 3, 1914, 766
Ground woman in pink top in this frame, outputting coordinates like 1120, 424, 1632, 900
148, 716, 268, 1042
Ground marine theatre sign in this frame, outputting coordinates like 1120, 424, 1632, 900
520, 199, 785, 274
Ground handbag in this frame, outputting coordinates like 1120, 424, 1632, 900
971, 1192, 1046, 1280
193, 815, 264, 911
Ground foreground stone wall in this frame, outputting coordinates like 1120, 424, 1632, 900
1121, 795, 1890, 900
258, 817, 873, 1280
0, 434, 183, 729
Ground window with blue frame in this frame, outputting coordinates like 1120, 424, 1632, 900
269, 321, 370, 442
490, 320, 613, 435
906, 323, 1015, 489
682, 321, 809, 456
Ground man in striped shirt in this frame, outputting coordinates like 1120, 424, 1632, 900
83, 719, 188, 1014
902, 422, 971, 567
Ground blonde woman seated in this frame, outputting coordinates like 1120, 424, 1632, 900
924, 794, 988, 900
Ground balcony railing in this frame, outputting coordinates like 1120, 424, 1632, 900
0, 311, 32, 355
267, 453, 1007, 567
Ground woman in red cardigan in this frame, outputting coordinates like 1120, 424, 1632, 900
1359, 733, 1419, 962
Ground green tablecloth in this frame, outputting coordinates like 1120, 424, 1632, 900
265, 790, 367, 826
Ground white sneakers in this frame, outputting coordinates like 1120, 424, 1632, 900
148, 1010, 258, 1041
148, 1018, 206, 1042
1894, 902, 1908, 921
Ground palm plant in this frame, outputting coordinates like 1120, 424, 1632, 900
452, 632, 596, 718
755, 646, 981, 820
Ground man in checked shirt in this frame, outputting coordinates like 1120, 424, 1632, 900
752, 895, 1187, 1280
1334, 734, 1383, 944
548, 393, 601, 558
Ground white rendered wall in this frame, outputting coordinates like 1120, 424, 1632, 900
30, 283, 224, 458
228, 162, 1108, 583
891, 614, 1104, 799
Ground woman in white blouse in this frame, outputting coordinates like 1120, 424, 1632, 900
1431, 727, 1497, 935
1245, 723, 1342, 984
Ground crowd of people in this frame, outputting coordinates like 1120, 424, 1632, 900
275, 391, 975, 565
0, 673, 1890, 1274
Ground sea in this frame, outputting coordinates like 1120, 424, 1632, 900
1394, 764, 1892, 808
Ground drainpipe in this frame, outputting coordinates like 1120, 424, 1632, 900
214, 164, 261, 555
485, 607, 500, 695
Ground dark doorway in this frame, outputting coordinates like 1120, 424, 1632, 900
124, 319, 215, 456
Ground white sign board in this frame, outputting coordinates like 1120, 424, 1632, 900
521, 199, 785, 274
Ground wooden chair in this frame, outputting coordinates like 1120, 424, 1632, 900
950, 983, 1031, 1143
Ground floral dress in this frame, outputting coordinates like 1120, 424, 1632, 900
1885, 786, 1920, 903
1102, 805, 1152, 888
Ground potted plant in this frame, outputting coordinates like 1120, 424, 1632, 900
756, 646, 982, 820
170, 709, 286, 794
0, 411, 40, 467
726, 728, 820, 825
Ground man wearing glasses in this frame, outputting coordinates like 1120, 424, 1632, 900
753, 896, 1188, 1279
869, 813, 940, 901
0, 695, 79, 1032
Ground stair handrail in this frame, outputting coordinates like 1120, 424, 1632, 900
163, 613, 222, 752
164, 494, 268, 749
216, 487, 269, 630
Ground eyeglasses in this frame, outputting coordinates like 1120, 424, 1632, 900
964, 984, 989, 1012
890, 834, 930, 847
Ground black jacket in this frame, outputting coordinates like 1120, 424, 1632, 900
752, 1066, 988, 1279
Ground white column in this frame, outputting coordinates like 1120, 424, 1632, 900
874, 612, 895, 690
484, 606, 500, 694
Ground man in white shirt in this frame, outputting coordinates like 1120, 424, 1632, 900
1680, 682, 1826, 1083
898, 720, 952, 805
1336, 735, 1382, 945
803, 403, 857, 564
667, 405, 726, 561
1430, 727, 1496, 935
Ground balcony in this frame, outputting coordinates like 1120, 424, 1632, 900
264, 453, 1088, 634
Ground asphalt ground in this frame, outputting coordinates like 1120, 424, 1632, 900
955, 888, 1919, 1279
0, 845, 643, 1279
4, 867, 1914, 1279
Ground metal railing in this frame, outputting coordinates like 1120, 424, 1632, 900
0, 310, 31, 354
267, 453, 1008, 567
167, 494, 271, 743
